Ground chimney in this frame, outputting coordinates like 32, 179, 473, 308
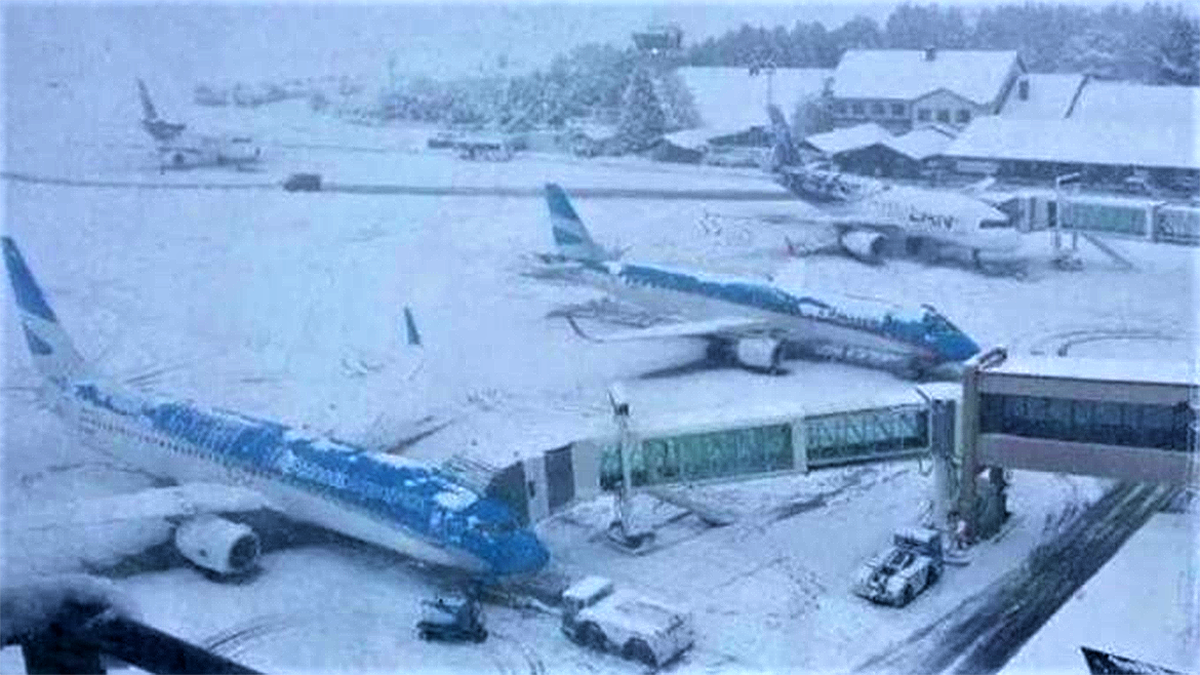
1018, 78, 1029, 101
924, 46, 937, 62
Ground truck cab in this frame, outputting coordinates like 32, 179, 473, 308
561, 576, 694, 669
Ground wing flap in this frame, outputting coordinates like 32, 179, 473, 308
566, 315, 768, 342
8, 483, 274, 531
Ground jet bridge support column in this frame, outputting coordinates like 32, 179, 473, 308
608, 384, 654, 549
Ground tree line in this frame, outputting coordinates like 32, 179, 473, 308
687, 2, 1198, 85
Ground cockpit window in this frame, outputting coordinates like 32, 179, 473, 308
476, 519, 517, 537
922, 307, 958, 334
979, 219, 1010, 229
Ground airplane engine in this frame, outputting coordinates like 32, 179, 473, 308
839, 230, 886, 264
734, 337, 784, 372
174, 515, 260, 578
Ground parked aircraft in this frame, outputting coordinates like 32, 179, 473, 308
2, 237, 547, 581
137, 79, 261, 170
766, 105, 1020, 268
537, 184, 980, 377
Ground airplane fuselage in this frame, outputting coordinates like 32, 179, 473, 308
570, 260, 978, 365
50, 378, 544, 576
841, 184, 1021, 254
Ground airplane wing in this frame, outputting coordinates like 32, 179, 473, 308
8, 483, 275, 532
565, 314, 770, 342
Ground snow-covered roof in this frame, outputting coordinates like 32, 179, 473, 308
677, 66, 831, 134
662, 127, 731, 150
984, 355, 1197, 387
1000, 73, 1086, 120
944, 116, 1200, 171
880, 126, 956, 160
833, 49, 1021, 106
803, 122, 893, 156
1069, 81, 1199, 130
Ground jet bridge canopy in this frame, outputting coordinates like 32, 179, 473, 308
472, 392, 933, 525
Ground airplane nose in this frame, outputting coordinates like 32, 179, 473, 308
492, 530, 549, 575
947, 332, 981, 361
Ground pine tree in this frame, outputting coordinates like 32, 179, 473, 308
616, 68, 666, 152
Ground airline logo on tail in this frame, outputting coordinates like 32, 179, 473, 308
545, 184, 621, 262
2, 237, 89, 386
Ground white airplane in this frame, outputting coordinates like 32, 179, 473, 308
2, 237, 547, 581
137, 79, 262, 170
766, 105, 1020, 267
537, 184, 980, 377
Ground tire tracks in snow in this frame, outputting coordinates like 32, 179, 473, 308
854, 482, 1179, 674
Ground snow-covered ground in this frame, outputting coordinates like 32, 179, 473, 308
4, 39, 1198, 674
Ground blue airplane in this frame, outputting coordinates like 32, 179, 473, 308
3, 237, 547, 580
538, 184, 980, 377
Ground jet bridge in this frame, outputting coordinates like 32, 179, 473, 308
956, 348, 1198, 541
467, 392, 933, 526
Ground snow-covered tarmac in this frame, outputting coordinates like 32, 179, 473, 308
3, 97, 1197, 672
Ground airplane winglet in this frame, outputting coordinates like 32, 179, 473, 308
403, 306, 421, 347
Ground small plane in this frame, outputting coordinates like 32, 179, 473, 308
2, 237, 547, 581
137, 79, 262, 170
536, 184, 980, 377
766, 105, 1021, 268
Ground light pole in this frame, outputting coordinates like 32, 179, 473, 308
1054, 172, 1082, 264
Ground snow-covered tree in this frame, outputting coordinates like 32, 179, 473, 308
792, 94, 833, 139
656, 70, 700, 132
1157, 14, 1200, 85
616, 68, 666, 152
1060, 28, 1126, 80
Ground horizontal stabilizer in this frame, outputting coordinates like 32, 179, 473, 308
8, 483, 274, 532
565, 314, 767, 342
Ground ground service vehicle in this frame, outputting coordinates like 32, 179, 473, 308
853, 527, 945, 607
416, 595, 488, 643
561, 576, 694, 669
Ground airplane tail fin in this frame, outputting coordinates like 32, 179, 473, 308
3, 238, 91, 387
137, 78, 159, 122
3, 237, 91, 386
545, 184, 612, 262
767, 104, 801, 170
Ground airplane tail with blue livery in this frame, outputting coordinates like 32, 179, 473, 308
545, 183, 620, 263
3, 238, 92, 387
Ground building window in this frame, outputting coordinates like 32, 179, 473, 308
851, 102, 864, 116
834, 102, 847, 115
891, 103, 905, 117
956, 109, 971, 124
917, 108, 931, 122
936, 109, 951, 123
870, 102, 885, 116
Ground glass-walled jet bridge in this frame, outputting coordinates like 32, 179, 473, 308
464, 394, 932, 527
957, 349, 1198, 538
